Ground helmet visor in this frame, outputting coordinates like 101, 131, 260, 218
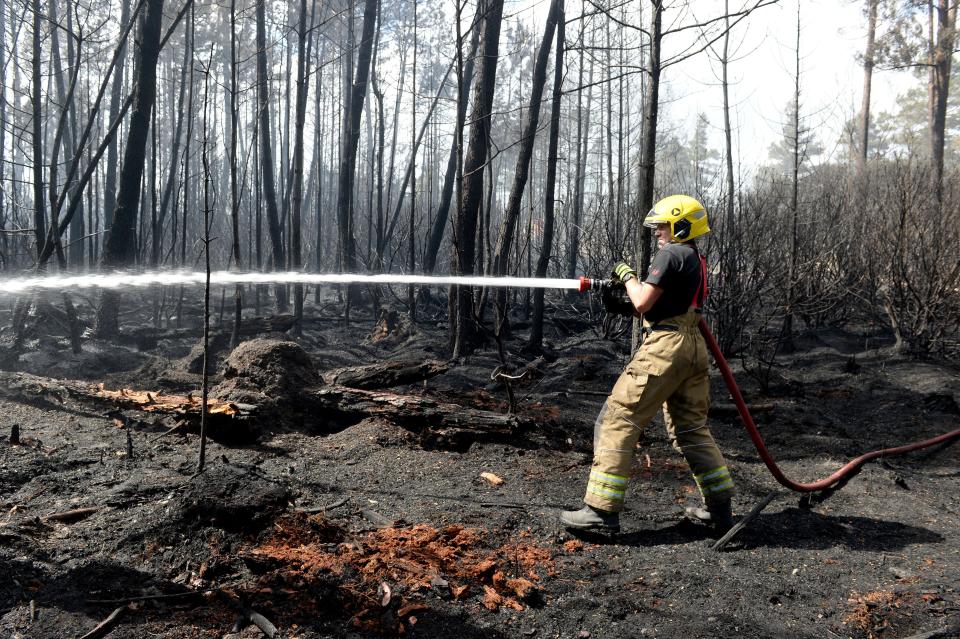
643, 209, 665, 228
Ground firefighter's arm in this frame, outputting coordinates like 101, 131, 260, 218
624, 279, 663, 316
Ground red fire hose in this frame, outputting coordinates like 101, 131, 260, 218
698, 318, 960, 493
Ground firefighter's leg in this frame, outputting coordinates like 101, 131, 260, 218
664, 366, 734, 508
583, 349, 676, 513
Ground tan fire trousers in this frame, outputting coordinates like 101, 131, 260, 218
583, 309, 733, 513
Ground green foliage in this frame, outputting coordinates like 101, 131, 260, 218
873, 0, 928, 70
869, 64, 960, 163
656, 113, 721, 198
766, 99, 824, 174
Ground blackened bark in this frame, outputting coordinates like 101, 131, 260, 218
95, 0, 165, 337
857, 0, 878, 177
929, 0, 956, 201
157, 35, 190, 264
423, 14, 481, 274
336, 0, 379, 288
529, 0, 564, 352
565, 40, 593, 285
291, 0, 313, 334
636, 1, 661, 282
229, 0, 243, 346
257, 0, 288, 311
31, 0, 45, 257
450, 0, 504, 357
631, 1, 661, 352
491, 0, 561, 299
103, 0, 132, 233
782, 6, 801, 352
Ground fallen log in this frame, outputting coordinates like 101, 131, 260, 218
0, 372, 255, 442
321, 359, 451, 390
0, 371, 524, 445
305, 385, 528, 438
90, 385, 253, 418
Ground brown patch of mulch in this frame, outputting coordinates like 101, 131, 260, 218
563, 540, 584, 553
244, 512, 554, 634
843, 589, 918, 639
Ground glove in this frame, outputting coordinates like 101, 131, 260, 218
601, 284, 635, 317
612, 262, 637, 283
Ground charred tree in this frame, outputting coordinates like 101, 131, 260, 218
102, 0, 132, 234
336, 0, 379, 311
257, 0, 288, 311
291, 0, 314, 334
529, 0, 564, 352
490, 0, 561, 319
95, 0, 165, 337
422, 13, 481, 275
564, 34, 593, 288
929, 0, 956, 201
229, 0, 243, 345
630, 0, 663, 351
449, 0, 504, 357
635, 1, 662, 282
0, 0, 6, 268
781, 6, 802, 352
857, 0, 878, 179
31, 0, 45, 257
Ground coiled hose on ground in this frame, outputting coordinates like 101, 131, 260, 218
698, 318, 960, 493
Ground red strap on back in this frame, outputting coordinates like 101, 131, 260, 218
690, 255, 708, 310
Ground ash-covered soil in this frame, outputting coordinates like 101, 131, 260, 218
0, 291, 958, 639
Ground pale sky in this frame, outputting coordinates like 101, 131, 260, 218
663, 0, 915, 169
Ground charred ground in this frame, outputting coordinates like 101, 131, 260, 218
0, 291, 958, 639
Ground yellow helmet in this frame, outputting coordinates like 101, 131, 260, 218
644, 194, 710, 242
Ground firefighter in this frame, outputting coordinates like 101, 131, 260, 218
560, 194, 735, 533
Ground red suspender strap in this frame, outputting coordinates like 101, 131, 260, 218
689, 254, 708, 310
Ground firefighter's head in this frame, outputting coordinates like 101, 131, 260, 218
644, 194, 710, 243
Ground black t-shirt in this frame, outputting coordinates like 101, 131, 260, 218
643, 241, 703, 323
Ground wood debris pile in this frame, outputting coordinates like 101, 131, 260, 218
93, 385, 249, 417
245, 512, 554, 634
843, 589, 922, 639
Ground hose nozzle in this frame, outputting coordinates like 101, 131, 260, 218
578, 276, 621, 293
578, 276, 599, 292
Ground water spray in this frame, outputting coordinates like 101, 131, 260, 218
0, 270, 601, 296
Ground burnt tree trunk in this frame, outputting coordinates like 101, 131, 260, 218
95, 0, 165, 337
490, 0, 561, 321
449, 0, 504, 357
31, 0, 45, 257
929, 0, 956, 202
565, 37, 593, 289
857, 0, 878, 179
291, 0, 312, 334
321, 359, 450, 389
422, 13, 481, 275
782, 6, 801, 353
336, 0, 380, 309
229, 0, 243, 345
257, 0, 288, 311
529, 0, 564, 352
632, 0, 662, 352
102, 0, 132, 234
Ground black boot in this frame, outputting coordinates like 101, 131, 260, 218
559, 505, 620, 532
685, 500, 734, 532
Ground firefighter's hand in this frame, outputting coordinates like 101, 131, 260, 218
612, 262, 637, 283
